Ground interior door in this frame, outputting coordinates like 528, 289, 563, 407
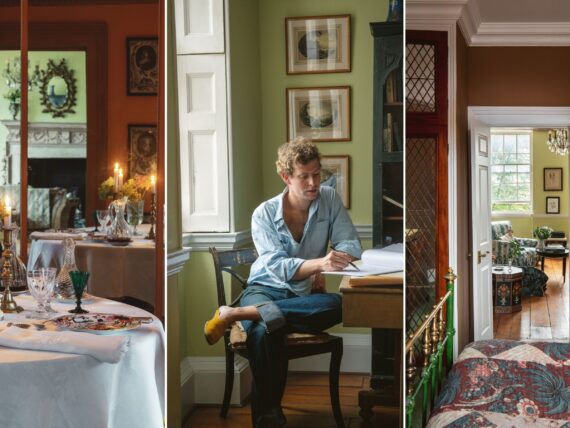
470, 118, 493, 340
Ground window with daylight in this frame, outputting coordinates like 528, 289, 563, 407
491, 131, 532, 214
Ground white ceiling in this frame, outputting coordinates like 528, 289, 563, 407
477, 0, 570, 23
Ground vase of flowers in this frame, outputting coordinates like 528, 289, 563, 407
533, 226, 553, 249
3, 88, 20, 120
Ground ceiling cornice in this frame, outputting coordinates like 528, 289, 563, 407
409, 0, 570, 46
406, 0, 468, 23
0, 0, 156, 6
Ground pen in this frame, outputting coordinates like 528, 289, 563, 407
330, 245, 361, 271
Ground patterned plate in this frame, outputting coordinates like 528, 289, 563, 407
50, 313, 146, 334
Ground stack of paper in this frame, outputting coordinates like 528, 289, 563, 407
324, 243, 403, 277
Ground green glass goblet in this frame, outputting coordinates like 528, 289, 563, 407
68, 271, 90, 314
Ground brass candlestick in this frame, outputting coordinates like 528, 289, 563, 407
146, 192, 156, 240
0, 225, 23, 313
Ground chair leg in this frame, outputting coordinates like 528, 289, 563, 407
220, 346, 235, 418
329, 339, 345, 428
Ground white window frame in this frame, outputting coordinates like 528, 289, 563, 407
490, 129, 533, 217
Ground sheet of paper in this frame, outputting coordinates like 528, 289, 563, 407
323, 243, 403, 277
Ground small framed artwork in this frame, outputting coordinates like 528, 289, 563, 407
128, 124, 157, 177
546, 196, 560, 214
544, 167, 563, 191
286, 86, 351, 142
127, 37, 158, 95
285, 15, 351, 74
321, 155, 350, 208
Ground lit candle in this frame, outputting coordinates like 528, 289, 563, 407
114, 162, 120, 193
151, 175, 156, 194
3, 196, 11, 227
118, 168, 124, 191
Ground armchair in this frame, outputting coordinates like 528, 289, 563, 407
491, 220, 548, 296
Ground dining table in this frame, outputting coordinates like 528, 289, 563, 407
0, 293, 164, 428
27, 225, 156, 308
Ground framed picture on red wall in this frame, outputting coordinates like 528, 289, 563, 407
128, 124, 157, 177
127, 37, 158, 95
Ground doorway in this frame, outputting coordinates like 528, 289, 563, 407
469, 107, 570, 341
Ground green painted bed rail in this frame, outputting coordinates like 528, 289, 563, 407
405, 268, 456, 428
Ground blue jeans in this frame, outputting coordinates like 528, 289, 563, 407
239, 284, 342, 428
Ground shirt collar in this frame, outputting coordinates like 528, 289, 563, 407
274, 187, 321, 224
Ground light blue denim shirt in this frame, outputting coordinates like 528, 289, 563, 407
248, 186, 362, 296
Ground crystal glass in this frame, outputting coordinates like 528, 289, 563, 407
127, 200, 144, 235
108, 197, 131, 239
27, 268, 56, 319
96, 209, 111, 234
55, 238, 78, 300
68, 270, 90, 314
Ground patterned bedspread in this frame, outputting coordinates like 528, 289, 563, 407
427, 340, 570, 427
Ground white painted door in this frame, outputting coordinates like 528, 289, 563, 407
470, 118, 493, 340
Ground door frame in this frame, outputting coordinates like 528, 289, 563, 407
468, 106, 570, 339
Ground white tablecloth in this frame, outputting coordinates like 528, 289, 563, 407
28, 229, 156, 307
0, 294, 164, 428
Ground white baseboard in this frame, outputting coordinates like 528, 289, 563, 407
180, 333, 371, 415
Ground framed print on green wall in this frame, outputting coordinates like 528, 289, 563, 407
544, 167, 563, 191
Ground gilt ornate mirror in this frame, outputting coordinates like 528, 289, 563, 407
38, 58, 77, 118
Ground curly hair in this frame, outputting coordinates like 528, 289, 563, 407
275, 137, 321, 176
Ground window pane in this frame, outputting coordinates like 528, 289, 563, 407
504, 135, 516, 152
517, 134, 530, 152
518, 165, 530, 173
504, 165, 517, 173
517, 154, 530, 163
491, 135, 503, 153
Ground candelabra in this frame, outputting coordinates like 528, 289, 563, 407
0, 225, 23, 313
146, 192, 156, 240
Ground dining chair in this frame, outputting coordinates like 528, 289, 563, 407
209, 246, 345, 428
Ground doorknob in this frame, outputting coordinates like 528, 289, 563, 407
478, 250, 490, 264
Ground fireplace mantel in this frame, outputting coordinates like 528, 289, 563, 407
0, 120, 87, 184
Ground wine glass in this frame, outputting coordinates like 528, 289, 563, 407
68, 270, 90, 314
27, 268, 56, 319
96, 209, 110, 234
127, 200, 144, 236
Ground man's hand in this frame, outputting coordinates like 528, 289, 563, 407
320, 250, 353, 272
311, 272, 326, 294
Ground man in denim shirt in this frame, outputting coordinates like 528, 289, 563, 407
205, 138, 362, 427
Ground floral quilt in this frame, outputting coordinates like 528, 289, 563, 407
427, 340, 570, 427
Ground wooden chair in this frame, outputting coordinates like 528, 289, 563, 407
209, 246, 345, 428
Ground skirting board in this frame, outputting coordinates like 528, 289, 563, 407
180, 333, 371, 415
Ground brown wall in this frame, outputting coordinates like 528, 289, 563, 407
468, 46, 570, 106
0, 4, 159, 177
456, 26, 471, 351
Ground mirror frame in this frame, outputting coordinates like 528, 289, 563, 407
39, 58, 78, 118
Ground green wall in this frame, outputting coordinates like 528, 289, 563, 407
259, 0, 385, 224
0, 51, 87, 161
492, 129, 569, 238
177, 0, 387, 360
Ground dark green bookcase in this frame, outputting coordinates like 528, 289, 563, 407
371, 22, 403, 247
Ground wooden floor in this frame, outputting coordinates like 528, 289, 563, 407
494, 258, 569, 340
183, 373, 399, 428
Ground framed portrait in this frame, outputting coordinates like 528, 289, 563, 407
321, 155, 350, 208
287, 86, 351, 142
546, 196, 560, 214
128, 124, 157, 177
127, 37, 158, 95
544, 167, 563, 191
285, 15, 351, 74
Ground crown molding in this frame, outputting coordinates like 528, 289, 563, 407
409, 0, 570, 46
470, 22, 570, 46
406, 0, 468, 23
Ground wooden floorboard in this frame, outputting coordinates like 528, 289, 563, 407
494, 258, 569, 341
183, 373, 399, 428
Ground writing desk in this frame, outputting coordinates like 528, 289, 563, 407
339, 276, 402, 425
